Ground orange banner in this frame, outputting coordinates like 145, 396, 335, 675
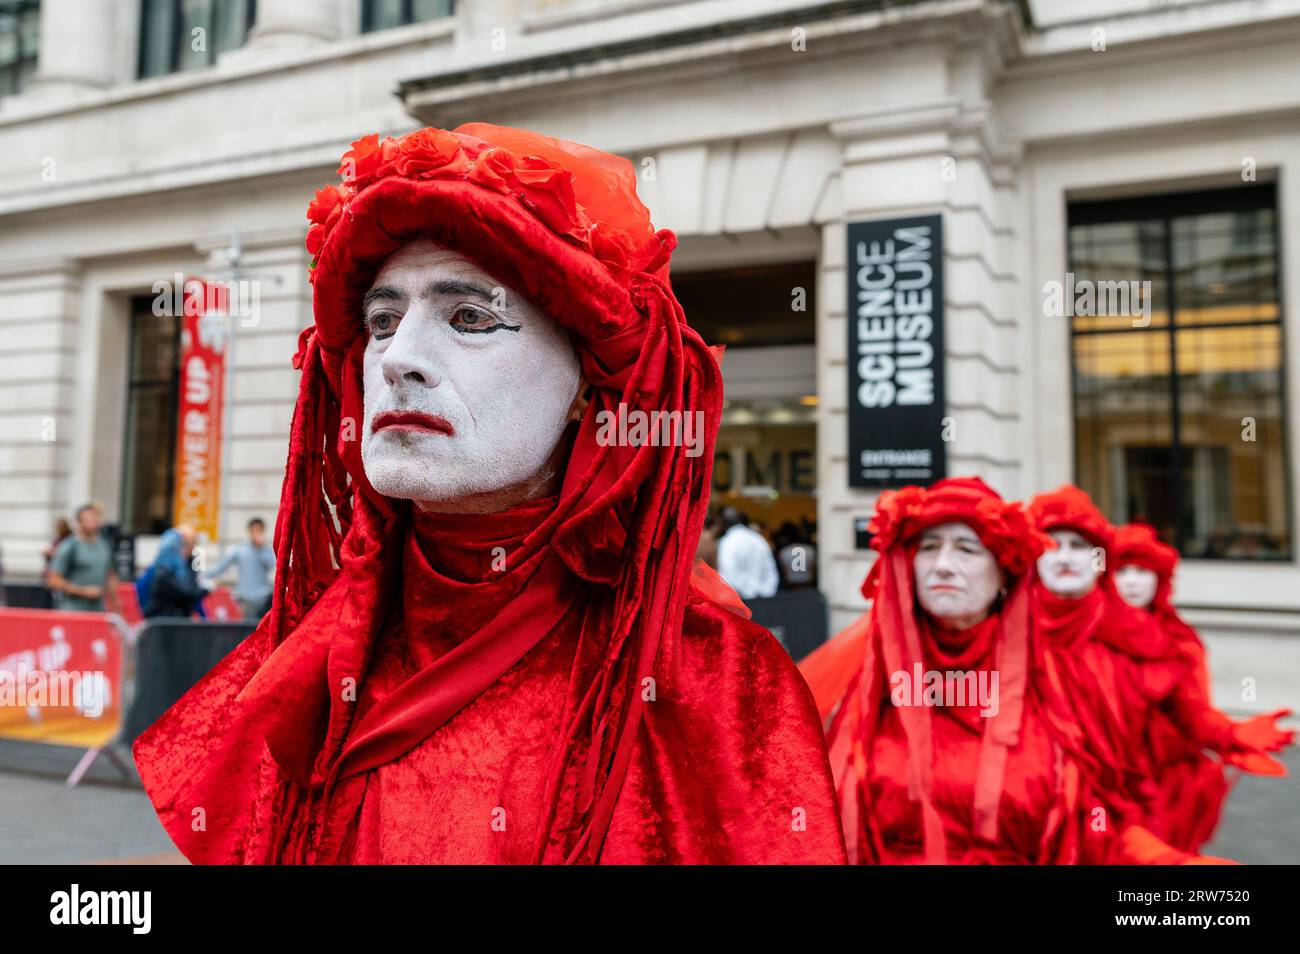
0, 608, 126, 748
172, 279, 227, 542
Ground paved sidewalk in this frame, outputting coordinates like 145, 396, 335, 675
0, 772, 180, 864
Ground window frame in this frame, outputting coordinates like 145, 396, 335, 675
138, 0, 257, 79
361, 0, 453, 33
1067, 182, 1294, 562
0, 0, 40, 97
120, 295, 182, 537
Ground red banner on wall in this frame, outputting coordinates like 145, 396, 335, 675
172, 279, 227, 542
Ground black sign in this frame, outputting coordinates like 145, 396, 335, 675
847, 214, 946, 487
854, 516, 874, 550
112, 534, 136, 582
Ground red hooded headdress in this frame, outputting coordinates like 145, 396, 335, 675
133, 124, 844, 864
1025, 484, 1115, 557
1111, 523, 1179, 613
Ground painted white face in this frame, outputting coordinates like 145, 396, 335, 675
1036, 529, 1102, 598
913, 522, 1004, 629
1114, 564, 1159, 609
360, 239, 582, 512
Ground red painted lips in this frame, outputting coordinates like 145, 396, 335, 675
373, 410, 456, 436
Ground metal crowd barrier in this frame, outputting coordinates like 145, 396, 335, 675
122, 618, 254, 746
746, 588, 830, 662
0, 606, 132, 785
0, 605, 255, 786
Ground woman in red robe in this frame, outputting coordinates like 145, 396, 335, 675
1111, 522, 1294, 852
798, 476, 1164, 864
1027, 486, 1289, 855
131, 124, 846, 864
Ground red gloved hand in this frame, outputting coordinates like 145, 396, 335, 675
1232, 708, 1295, 753
1223, 750, 1287, 776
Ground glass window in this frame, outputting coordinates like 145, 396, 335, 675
1069, 184, 1291, 560
712, 398, 819, 585
362, 0, 452, 32
672, 261, 816, 349
121, 296, 181, 536
140, 0, 255, 78
0, 0, 40, 97
678, 261, 819, 584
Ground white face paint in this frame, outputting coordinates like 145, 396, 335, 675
1114, 564, 1159, 609
912, 521, 1004, 629
1036, 529, 1102, 598
360, 239, 582, 513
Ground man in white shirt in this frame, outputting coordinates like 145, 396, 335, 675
715, 506, 780, 600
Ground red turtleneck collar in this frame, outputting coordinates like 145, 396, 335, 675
922, 612, 999, 672
1035, 584, 1106, 651
400, 493, 562, 668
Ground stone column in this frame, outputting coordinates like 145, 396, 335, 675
819, 94, 1025, 633
22, 0, 117, 99
245, 0, 340, 52
0, 257, 82, 577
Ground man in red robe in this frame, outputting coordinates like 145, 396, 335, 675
1028, 486, 1289, 856
1111, 522, 1293, 852
132, 124, 846, 864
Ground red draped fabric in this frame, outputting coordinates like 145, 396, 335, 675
133, 494, 845, 863
841, 613, 1084, 864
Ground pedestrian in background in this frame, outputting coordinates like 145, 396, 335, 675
695, 510, 721, 569
47, 504, 122, 614
715, 506, 780, 600
202, 517, 275, 621
144, 524, 207, 619
774, 520, 817, 590
41, 517, 72, 588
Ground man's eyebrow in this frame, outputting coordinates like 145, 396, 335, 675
362, 286, 403, 310
422, 279, 497, 303
362, 279, 498, 312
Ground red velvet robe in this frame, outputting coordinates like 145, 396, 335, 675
133, 499, 847, 864
819, 604, 1212, 865
860, 618, 1070, 863
1142, 612, 1231, 852
1035, 585, 1234, 840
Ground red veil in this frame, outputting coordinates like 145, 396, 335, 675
133, 124, 843, 863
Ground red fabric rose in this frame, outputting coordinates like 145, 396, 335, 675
465, 146, 515, 192
339, 134, 401, 189
307, 185, 345, 227
588, 222, 634, 273
509, 155, 584, 239
394, 128, 469, 179
866, 486, 927, 553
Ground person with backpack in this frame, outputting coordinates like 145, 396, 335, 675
143, 524, 208, 619
47, 504, 122, 615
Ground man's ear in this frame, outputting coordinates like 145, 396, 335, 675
567, 374, 591, 423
